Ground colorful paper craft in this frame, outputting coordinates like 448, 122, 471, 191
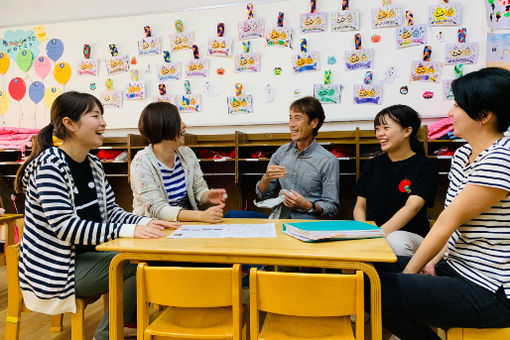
331, 10, 360, 32
300, 12, 328, 33
313, 84, 341, 104
170, 32, 194, 52
153, 95, 178, 105
445, 42, 478, 65
410, 61, 442, 82
185, 59, 208, 77
227, 95, 253, 114
486, 33, 510, 69
396, 24, 427, 48
105, 55, 129, 75
353, 84, 382, 104
238, 18, 265, 40
44, 87, 61, 109
266, 27, 293, 48
16, 50, 33, 72
53, 62, 71, 85
138, 37, 161, 56
124, 82, 145, 100
292, 52, 319, 73
428, 3, 462, 26
28, 81, 45, 104
345, 49, 374, 70
77, 59, 99, 76
443, 79, 454, 100
207, 37, 232, 56
158, 62, 181, 81
0, 91, 9, 116
235, 52, 260, 72
179, 94, 201, 112
0, 30, 40, 59
100, 90, 123, 108
371, 5, 403, 28
486, 1, 510, 30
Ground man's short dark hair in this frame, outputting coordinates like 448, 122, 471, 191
138, 102, 181, 144
289, 96, 325, 136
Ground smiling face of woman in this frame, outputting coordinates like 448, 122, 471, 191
447, 102, 480, 140
375, 114, 411, 154
66, 104, 106, 150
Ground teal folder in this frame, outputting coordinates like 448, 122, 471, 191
283, 220, 384, 242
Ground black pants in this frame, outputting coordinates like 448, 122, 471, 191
372, 256, 510, 340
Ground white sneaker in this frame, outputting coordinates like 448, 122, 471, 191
123, 326, 137, 338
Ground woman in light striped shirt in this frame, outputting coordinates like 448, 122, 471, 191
131, 102, 227, 223
376, 68, 510, 340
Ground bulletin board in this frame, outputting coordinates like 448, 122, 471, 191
0, 0, 487, 129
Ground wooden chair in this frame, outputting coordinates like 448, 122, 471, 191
447, 327, 510, 339
5, 244, 108, 340
136, 262, 245, 340
249, 267, 364, 340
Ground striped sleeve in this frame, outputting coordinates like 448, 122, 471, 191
469, 147, 510, 192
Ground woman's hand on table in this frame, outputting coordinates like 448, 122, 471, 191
134, 220, 182, 239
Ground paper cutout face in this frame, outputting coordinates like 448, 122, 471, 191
235, 53, 261, 72
429, 3, 462, 26
331, 10, 360, 32
185, 59, 208, 77
353, 84, 382, 104
382, 66, 399, 84
486, 1, 510, 30
227, 95, 253, 114
203, 81, 218, 97
396, 24, 427, 48
238, 18, 265, 40
207, 37, 232, 56
77, 59, 99, 76
443, 79, 454, 100
486, 32, 510, 69
100, 90, 123, 108
371, 6, 403, 28
179, 94, 201, 112
292, 52, 319, 73
410, 61, 442, 82
170, 32, 194, 52
0, 30, 40, 59
138, 37, 161, 56
266, 27, 293, 48
345, 49, 374, 70
124, 82, 145, 100
105, 55, 129, 75
445, 42, 479, 65
313, 84, 341, 104
300, 12, 328, 33
158, 62, 182, 81
264, 84, 275, 103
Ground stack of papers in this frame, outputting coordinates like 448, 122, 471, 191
283, 220, 384, 242
168, 223, 277, 239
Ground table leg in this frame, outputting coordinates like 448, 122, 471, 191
357, 262, 382, 340
109, 254, 125, 340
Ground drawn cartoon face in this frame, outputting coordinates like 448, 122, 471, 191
327, 56, 337, 65
434, 7, 446, 18
377, 9, 388, 21
383, 66, 398, 84
401, 29, 412, 40
304, 18, 315, 26
415, 65, 428, 74
400, 86, 408, 95
445, 7, 455, 17
264, 84, 275, 103
349, 54, 360, 64
296, 57, 306, 67
270, 29, 279, 40
274, 67, 282, 75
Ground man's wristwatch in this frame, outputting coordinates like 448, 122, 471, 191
307, 202, 318, 215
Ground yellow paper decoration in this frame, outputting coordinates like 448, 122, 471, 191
44, 87, 61, 109
0, 53, 10, 75
53, 62, 71, 85
0, 91, 10, 115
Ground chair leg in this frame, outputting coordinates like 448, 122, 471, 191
71, 298, 86, 340
5, 300, 22, 340
49, 314, 64, 332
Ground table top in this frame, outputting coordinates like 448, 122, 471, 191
97, 219, 396, 264
0, 213, 23, 222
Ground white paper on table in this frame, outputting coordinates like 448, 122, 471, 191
253, 196, 284, 209
168, 223, 277, 239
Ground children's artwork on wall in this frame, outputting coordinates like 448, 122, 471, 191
170, 32, 194, 52
203, 81, 219, 97
235, 52, 260, 72
138, 37, 161, 56
371, 6, 403, 28
266, 27, 293, 48
153, 95, 178, 105
124, 82, 145, 100
77, 59, 99, 76
105, 55, 129, 75
179, 94, 201, 112
331, 10, 360, 32
345, 49, 374, 70
486, 33, 510, 69
264, 84, 275, 103
44, 86, 61, 109
428, 3, 462, 26
46, 38, 64, 61
185, 59, 207, 77
443, 79, 454, 100
208, 37, 232, 56
445, 42, 479, 65
53, 62, 71, 86
485, 0, 510, 30
300, 12, 328, 33
381, 66, 399, 84
313, 84, 341, 104
158, 62, 181, 81
410, 61, 442, 82
227, 95, 254, 114
292, 52, 319, 73
396, 24, 427, 48
353, 84, 382, 104
0, 29, 40, 59
100, 90, 123, 108
238, 18, 265, 40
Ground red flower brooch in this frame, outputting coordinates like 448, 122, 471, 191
399, 179, 412, 194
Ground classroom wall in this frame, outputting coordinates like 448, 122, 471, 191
0, 0, 486, 135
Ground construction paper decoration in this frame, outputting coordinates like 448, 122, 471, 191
138, 37, 161, 56
410, 61, 442, 82
16, 50, 33, 72
292, 52, 319, 73
8, 77, 26, 101
105, 55, 129, 75
158, 62, 182, 81
29, 81, 45, 104
100, 90, 123, 108
486, 33, 510, 69
179, 94, 201, 112
313, 84, 341, 104
443, 79, 454, 100
77, 59, 99, 76
266, 27, 293, 48
33, 25, 48, 42
445, 42, 479, 65
185, 59, 208, 77
0, 53, 10, 74
264, 84, 276, 103
353, 84, 382, 104
125, 82, 145, 100
235, 53, 261, 72
331, 10, 360, 32
396, 24, 427, 48
300, 13, 328, 33
0, 91, 10, 115
54, 62, 71, 85
345, 49, 374, 70
34, 56, 51, 79
238, 18, 265, 40
170, 32, 194, 52
207, 37, 232, 56
203, 82, 219, 97
382, 66, 399, 84
44, 87, 61, 109
153, 95, 178, 105
422, 91, 434, 99
227, 95, 253, 114
371, 6, 403, 28
0, 29, 40, 59
46, 38, 64, 61
429, 3, 462, 26
486, 1, 510, 30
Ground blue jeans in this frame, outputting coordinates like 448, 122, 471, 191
372, 256, 510, 340
224, 210, 268, 219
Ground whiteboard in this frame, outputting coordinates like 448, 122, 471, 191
0, 0, 486, 129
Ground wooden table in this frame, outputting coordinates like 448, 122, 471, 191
97, 218, 396, 340
0, 214, 23, 265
